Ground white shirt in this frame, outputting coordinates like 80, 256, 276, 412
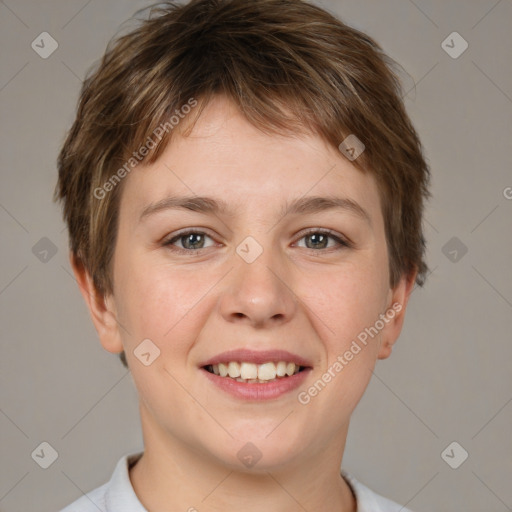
60, 453, 415, 512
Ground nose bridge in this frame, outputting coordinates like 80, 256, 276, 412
219, 235, 297, 326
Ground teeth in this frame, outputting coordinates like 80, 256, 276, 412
258, 362, 276, 380
209, 361, 302, 382
276, 361, 287, 377
218, 363, 228, 377
228, 362, 241, 378
240, 362, 258, 380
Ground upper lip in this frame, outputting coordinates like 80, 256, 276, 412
199, 349, 313, 368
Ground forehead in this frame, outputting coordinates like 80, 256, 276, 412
119, 96, 382, 224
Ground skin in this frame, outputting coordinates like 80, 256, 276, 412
72, 95, 416, 512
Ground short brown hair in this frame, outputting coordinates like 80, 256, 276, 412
55, 0, 430, 299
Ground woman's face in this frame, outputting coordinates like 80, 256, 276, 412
100, 95, 411, 471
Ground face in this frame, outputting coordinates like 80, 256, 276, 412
83, 95, 412, 472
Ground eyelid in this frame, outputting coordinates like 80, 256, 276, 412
163, 227, 216, 240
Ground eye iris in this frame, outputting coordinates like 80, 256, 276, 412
306, 233, 328, 249
183, 233, 204, 249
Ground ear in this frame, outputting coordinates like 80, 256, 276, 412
377, 269, 417, 360
69, 251, 124, 354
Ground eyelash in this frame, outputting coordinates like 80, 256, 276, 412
162, 228, 352, 255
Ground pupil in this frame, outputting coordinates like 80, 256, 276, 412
307, 233, 326, 249
185, 233, 203, 249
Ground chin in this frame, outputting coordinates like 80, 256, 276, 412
200, 428, 307, 473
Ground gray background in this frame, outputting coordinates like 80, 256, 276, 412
1, 0, 511, 511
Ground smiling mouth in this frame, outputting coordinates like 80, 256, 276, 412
203, 361, 307, 383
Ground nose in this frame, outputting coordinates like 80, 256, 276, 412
218, 248, 298, 329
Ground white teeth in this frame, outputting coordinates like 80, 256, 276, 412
286, 362, 296, 376
240, 362, 258, 380
258, 362, 277, 380
228, 361, 241, 378
218, 363, 228, 377
209, 361, 302, 382
276, 361, 287, 377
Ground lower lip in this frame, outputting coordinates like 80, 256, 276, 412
201, 368, 311, 401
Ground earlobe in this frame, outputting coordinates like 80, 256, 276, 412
377, 270, 417, 360
69, 251, 124, 354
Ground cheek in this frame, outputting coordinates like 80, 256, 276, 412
300, 271, 385, 416
113, 256, 206, 351
302, 262, 388, 342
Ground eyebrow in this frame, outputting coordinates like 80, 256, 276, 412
139, 195, 371, 224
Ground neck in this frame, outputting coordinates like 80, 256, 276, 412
129, 406, 357, 512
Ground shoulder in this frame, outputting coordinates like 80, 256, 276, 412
58, 453, 145, 512
342, 471, 416, 512
59, 482, 108, 512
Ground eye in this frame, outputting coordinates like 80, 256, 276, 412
295, 229, 351, 251
163, 230, 216, 252
162, 228, 351, 254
